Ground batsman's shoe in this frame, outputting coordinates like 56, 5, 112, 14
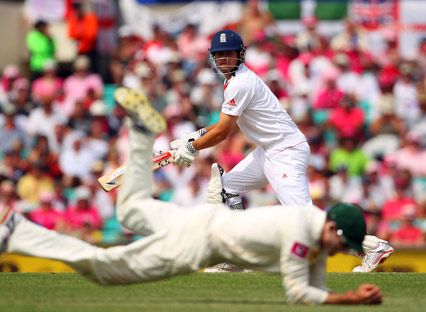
0, 206, 18, 253
207, 163, 225, 204
204, 263, 245, 273
353, 242, 394, 273
115, 87, 167, 134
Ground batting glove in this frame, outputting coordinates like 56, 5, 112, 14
173, 141, 197, 167
185, 128, 207, 141
170, 128, 207, 149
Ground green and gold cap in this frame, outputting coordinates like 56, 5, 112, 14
327, 203, 366, 253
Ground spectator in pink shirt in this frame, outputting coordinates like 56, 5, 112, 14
381, 172, 418, 222
177, 23, 209, 62
274, 37, 297, 81
379, 194, 418, 241
65, 186, 102, 232
329, 94, 365, 139
63, 56, 103, 113
390, 205, 424, 247
31, 60, 63, 102
313, 70, 344, 110
29, 192, 64, 230
386, 134, 426, 177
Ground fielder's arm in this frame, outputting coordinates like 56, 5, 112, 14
280, 252, 329, 305
325, 284, 382, 304
280, 251, 382, 305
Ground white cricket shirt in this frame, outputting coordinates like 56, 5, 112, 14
222, 65, 306, 149
210, 204, 329, 304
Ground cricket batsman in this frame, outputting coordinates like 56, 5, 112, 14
170, 29, 393, 272
0, 90, 382, 305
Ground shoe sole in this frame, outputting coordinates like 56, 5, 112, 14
204, 263, 244, 273
115, 87, 167, 134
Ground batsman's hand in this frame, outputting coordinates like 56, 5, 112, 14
170, 138, 186, 150
170, 128, 207, 150
352, 284, 382, 304
173, 141, 198, 167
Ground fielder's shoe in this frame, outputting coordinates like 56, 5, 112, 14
352, 241, 394, 273
115, 87, 167, 134
204, 263, 245, 273
0, 206, 18, 253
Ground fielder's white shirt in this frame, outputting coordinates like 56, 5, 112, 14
210, 204, 329, 304
222, 65, 306, 149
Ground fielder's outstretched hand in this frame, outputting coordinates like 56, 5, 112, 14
353, 284, 382, 304
325, 283, 383, 305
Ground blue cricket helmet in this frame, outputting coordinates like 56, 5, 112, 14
210, 30, 245, 54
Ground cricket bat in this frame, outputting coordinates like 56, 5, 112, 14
97, 151, 174, 192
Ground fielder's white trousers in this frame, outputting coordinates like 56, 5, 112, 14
6, 128, 223, 285
222, 142, 312, 205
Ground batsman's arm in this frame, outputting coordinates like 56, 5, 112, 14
192, 112, 238, 150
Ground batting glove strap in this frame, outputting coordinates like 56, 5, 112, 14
185, 141, 197, 154
188, 128, 207, 142
222, 192, 245, 210
197, 128, 207, 137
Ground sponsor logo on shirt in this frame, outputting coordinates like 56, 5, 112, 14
226, 98, 236, 106
291, 242, 309, 259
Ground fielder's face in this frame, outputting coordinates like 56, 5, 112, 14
213, 51, 239, 76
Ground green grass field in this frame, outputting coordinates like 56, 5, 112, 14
1, 272, 425, 312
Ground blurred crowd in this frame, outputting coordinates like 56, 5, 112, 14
0, 0, 426, 248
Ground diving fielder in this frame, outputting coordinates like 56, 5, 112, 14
0, 93, 382, 305
171, 30, 393, 272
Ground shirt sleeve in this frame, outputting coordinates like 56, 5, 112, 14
309, 251, 329, 292
221, 77, 253, 117
280, 242, 329, 305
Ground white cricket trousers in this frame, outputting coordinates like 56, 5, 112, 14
222, 142, 312, 205
6, 128, 224, 285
